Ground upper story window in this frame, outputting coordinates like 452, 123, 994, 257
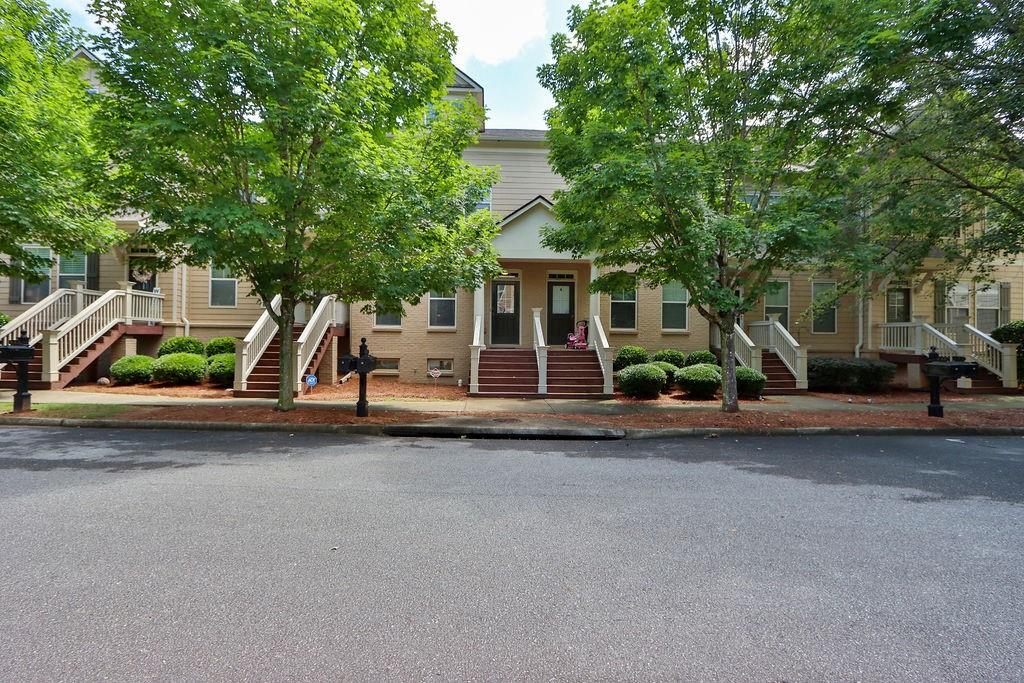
474, 188, 492, 212
375, 308, 402, 328
661, 281, 689, 331
20, 246, 52, 304
811, 282, 838, 334
975, 284, 1001, 333
209, 265, 237, 307
428, 290, 456, 328
58, 251, 87, 289
946, 282, 970, 326
886, 286, 911, 323
610, 289, 637, 330
765, 280, 790, 328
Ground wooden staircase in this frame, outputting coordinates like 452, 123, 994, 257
233, 325, 334, 399
953, 365, 1017, 394
546, 349, 609, 398
761, 350, 802, 395
474, 349, 539, 397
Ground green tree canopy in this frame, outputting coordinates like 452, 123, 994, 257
92, 0, 501, 409
539, 0, 845, 412
0, 0, 119, 282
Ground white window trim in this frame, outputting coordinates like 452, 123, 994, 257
427, 290, 457, 330
208, 265, 237, 308
474, 187, 493, 212
975, 283, 1000, 329
810, 280, 839, 335
764, 279, 790, 323
57, 251, 87, 289
373, 358, 400, 375
20, 245, 53, 305
946, 282, 971, 324
427, 358, 455, 376
373, 310, 403, 330
610, 289, 638, 332
660, 282, 690, 333
884, 284, 913, 323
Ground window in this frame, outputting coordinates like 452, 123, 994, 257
428, 290, 456, 328
764, 281, 790, 328
811, 282, 838, 334
886, 287, 911, 323
661, 281, 689, 331
946, 282, 970, 327
209, 265, 237, 307
474, 188, 492, 212
58, 251, 87, 289
374, 310, 402, 327
976, 284, 1000, 333
374, 358, 399, 373
21, 247, 52, 304
610, 289, 636, 330
427, 358, 454, 375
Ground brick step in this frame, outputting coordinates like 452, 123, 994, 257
469, 392, 542, 399
475, 383, 543, 393
548, 370, 603, 379
478, 373, 540, 381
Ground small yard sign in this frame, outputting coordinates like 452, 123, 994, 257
305, 375, 318, 388
428, 367, 442, 380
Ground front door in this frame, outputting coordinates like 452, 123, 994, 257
547, 282, 575, 345
491, 281, 520, 345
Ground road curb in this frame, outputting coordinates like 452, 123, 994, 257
2, 415, 1024, 439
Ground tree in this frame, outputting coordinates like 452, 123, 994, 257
539, 0, 843, 412
0, 0, 120, 283
92, 0, 501, 410
813, 0, 1024, 284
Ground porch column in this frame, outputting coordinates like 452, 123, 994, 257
473, 285, 485, 325
589, 262, 600, 320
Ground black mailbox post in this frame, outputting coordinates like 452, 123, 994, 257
922, 348, 979, 417
0, 331, 34, 413
340, 337, 376, 417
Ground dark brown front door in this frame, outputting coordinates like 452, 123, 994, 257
491, 281, 520, 345
547, 282, 575, 346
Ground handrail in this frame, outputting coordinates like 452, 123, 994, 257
0, 288, 88, 346
747, 318, 805, 388
963, 323, 1003, 375
879, 322, 916, 351
733, 325, 761, 372
294, 294, 336, 391
590, 314, 613, 395
42, 290, 124, 380
236, 294, 282, 391
920, 322, 960, 357
128, 289, 163, 323
532, 308, 547, 394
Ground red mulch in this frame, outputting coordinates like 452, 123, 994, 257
807, 389, 994, 405
64, 382, 231, 399
301, 376, 468, 401
615, 389, 773, 405
120, 405, 445, 425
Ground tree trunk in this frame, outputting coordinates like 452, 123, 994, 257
721, 326, 740, 414
276, 296, 296, 411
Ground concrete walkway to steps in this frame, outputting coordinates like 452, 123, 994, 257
3, 388, 1024, 416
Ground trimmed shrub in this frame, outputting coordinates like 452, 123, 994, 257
684, 349, 718, 366
808, 356, 897, 393
650, 361, 680, 393
992, 321, 1024, 380
652, 349, 687, 368
614, 345, 650, 371
0, 312, 10, 328
207, 352, 235, 387
204, 336, 237, 357
158, 336, 205, 357
110, 355, 154, 385
618, 363, 668, 399
675, 363, 722, 399
152, 352, 206, 385
735, 366, 767, 399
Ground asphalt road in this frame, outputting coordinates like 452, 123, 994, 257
0, 428, 1022, 681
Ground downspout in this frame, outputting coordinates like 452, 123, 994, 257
854, 286, 865, 358
180, 264, 191, 336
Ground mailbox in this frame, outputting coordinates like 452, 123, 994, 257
0, 343, 34, 363
922, 348, 980, 417
0, 331, 34, 412
341, 338, 375, 417
355, 355, 376, 374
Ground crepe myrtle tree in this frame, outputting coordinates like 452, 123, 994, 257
0, 0, 120, 283
92, 0, 501, 410
539, 0, 843, 412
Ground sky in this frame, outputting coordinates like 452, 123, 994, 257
49, 0, 577, 130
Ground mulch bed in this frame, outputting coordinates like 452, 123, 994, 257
64, 382, 231, 399
807, 390, 991, 405
301, 376, 469, 401
119, 405, 445, 425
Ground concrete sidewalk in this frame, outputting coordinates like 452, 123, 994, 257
3, 388, 1023, 415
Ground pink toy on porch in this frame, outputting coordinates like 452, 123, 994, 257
566, 320, 589, 350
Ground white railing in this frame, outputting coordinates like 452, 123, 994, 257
589, 314, 613, 395
0, 287, 101, 347
963, 324, 1018, 386
470, 314, 485, 393
747, 317, 807, 389
294, 295, 336, 392
879, 321, 961, 358
235, 294, 281, 391
40, 288, 165, 382
532, 308, 547, 394
733, 325, 762, 372
921, 322, 961, 358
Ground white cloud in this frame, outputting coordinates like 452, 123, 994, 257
430, 0, 549, 67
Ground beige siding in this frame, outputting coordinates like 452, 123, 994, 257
600, 282, 713, 358
463, 145, 567, 217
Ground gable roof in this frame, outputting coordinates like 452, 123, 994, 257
500, 195, 554, 226
452, 67, 483, 91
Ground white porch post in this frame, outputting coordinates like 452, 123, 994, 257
470, 285, 486, 394
1002, 344, 1019, 389
589, 262, 600, 320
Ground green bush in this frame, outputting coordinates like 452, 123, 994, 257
614, 345, 650, 371
735, 366, 767, 399
650, 361, 680, 393
0, 312, 10, 328
204, 336, 237, 357
618, 363, 668, 399
158, 336, 205, 357
110, 355, 154, 385
207, 352, 235, 387
652, 349, 687, 368
152, 352, 206, 385
992, 321, 1024, 379
808, 357, 896, 393
675, 363, 722, 399
684, 349, 718, 366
